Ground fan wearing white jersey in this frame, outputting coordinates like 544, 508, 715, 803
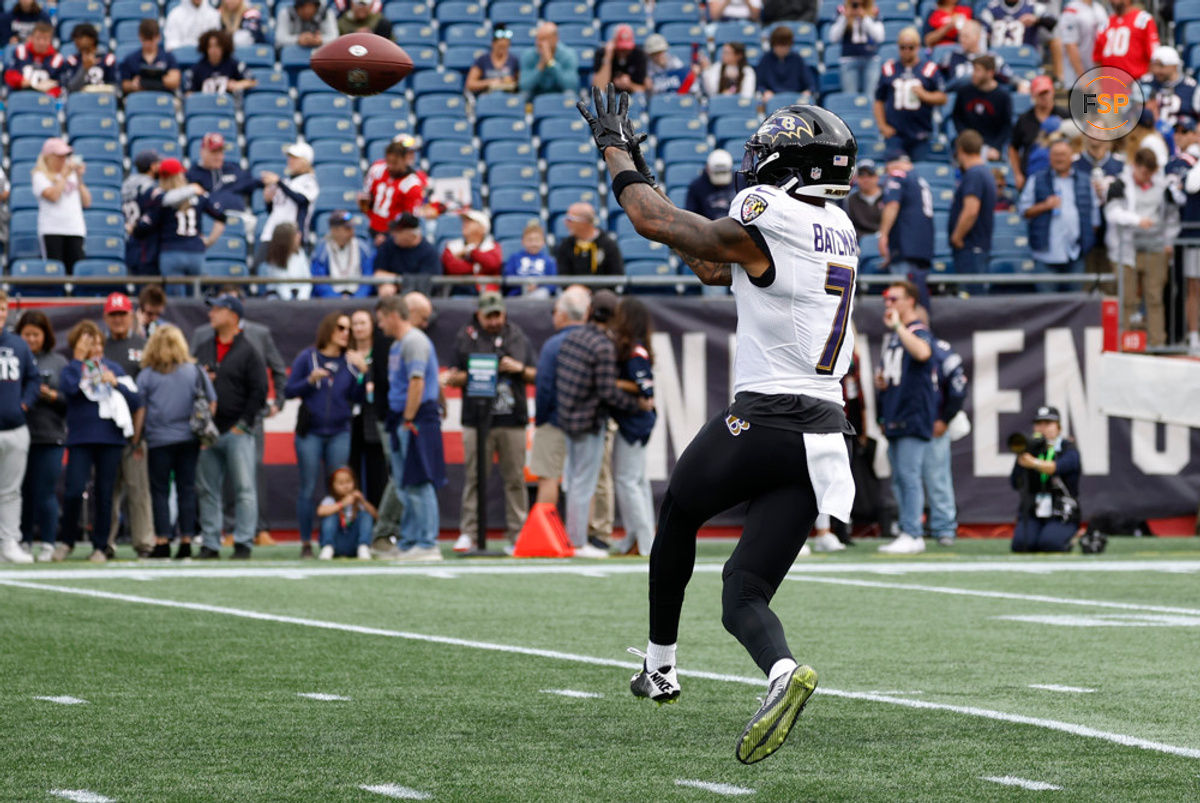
579, 87, 858, 765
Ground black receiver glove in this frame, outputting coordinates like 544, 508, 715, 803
577, 84, 633, 154
621, 117, 657, 187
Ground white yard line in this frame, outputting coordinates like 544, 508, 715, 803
1029, 684, 1097, 694
539, 689, 604, 699
981, 775, 1063, 791
296, 693, 351, 701
34, 696, 88, 705
48, 791, 115, 803
674, 779, 756, 796
2, 578, 1198, 761
359, 784, 432, 800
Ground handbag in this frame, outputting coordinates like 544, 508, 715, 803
190, 363, 220, 446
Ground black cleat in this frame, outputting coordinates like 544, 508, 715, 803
231, 543, 252, 560
196, 546, 221, 560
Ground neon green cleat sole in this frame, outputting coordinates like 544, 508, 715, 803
735, 665, 817, 765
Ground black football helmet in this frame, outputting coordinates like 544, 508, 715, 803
739, 105, 857, 199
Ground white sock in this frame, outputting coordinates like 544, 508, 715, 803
646, 641, 676, 670
768, 658, 798, 683
1189, 330, 1199, 346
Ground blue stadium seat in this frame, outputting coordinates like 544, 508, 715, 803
647, 92, 700, 119
660, 139, 711, 164
384, 0, 432, 22
124, 91, 176, 118
711, 116, 759, 141
476, 92, 525, 119
89, 186, 122, 210
621, 238, 672, 263
67, 114, 120, 140
245, 92, 296, 119
304, 115, 356, 140
8, 231, 42, 261
558, 22, 601, 48
235, 43, 276, 69
57, 19, 108, 44
875, 0, 915, 18
653, 0, 701, 23
444, 46, 486, 71
655, 116, 706, 141
184, 93, 237, 118
309, 138, 362, 165
246, 116, 298, 141
492, 213, 536, 240
362, 116, 415, 143
600, 20, 651, 42
426, 140, 478, 165
10, 259, 66, 290
774, 20, 817, 45
537, 117, 590, 143
478, 117, 531, 142
411, 70, 465, 95
420, 115, 473, 142
84, 210, 125, 235
490, 164, 539, 187
280, 45, 315, 80
360, 94, 412, 119
129, 137, 182, 159
392, 23, 437, 43
112, 18, 143, 44
6, 93, 56, 115
490, 1, 537, 24
172, 47, 201, 72
712, 20, 760, 46
70, 259, 128, 296
85, 234, 125, 260
543, 1, 591, 24
483, 140, 537, 166
74, 138, 122, 162
994, 44, 1040, 68
532, 92, 583, 119
707, 95, 756, 120
314, 163, 361, 191
596, 0, 643, 24
663, 162, 703, 188
207, 235, 247, 261
250, 71, 291, 95
547, 187, 599, 216
542, 140, 596, 165
10, 187, 39, 211
205, 260, 250, 279
300, 92, 354, 118
490, 188, 542, 216
764, 92, 804, 114
185, 115, 237, 143
88, 161, 125, 188
414, 93, 467, 118
9, 114, 59, 139
110, 0, 157, 20
656, 21, 704, 46
65, 93, 118, 121
436, 1, 485, 24
247, 138, 292, 164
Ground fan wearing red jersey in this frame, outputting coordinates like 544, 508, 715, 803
358, 138, 429, 245
1092, 0, 1158, 80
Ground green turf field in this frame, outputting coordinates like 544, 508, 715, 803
2, 537, 1199, 802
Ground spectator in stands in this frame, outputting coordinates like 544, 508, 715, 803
556, 289, 647, 558
519, 21, 579, 98
374, 213, 439, 288
189, 28, 256, 94
63, 23, 118, 93
1106, 148, 1171, 347
360, 139, 427, 245
466, 25, 519, 94
187, 133, 269, 235
311, 210, 376, 297
60, 321, 143, 564
644, 33, 700, 95
702, 41, 756, 98
165, 0, 222, 52
0, 295, 36, 567
502, 220, 557, 296
756, 25, 816, 102
15, 311, 64, 562
1092, 0, 1158, 81
1166, 118, 1200, 356
940, 20, 1014, 92
136, 324, 215, 560
138, 157, 227, 296
0, 167, 8, 249
1010, 406, 1081, 552
442, 292, 536, 552
193, 294, 267, 559
846, 159, 884, 238
1144, 47, 1199, 128
138, 285, 170, 338
276, 0, 338, 49
1080, 138, 1121, 287
124, 151, 165, 277
878, 151, 936, 310
5, 20, 62, 96
258, 222, 312, 299
219, 0, 266, 46
949, 130, 997, 276
1020, 139, 1095, 290
316, 467, 375, 559
337, 0, 392, 38
874, 280, 935, 555
608, 297, 657, 557
347, 310, 387, 509
379, 293, 445, 560
925, 336, 968, 546
367, 298, 402, 555
556, 202, 624, 276
828, 0, 885, 96
120, 19, 182, 94
0, 0, 50, 46
285, 311, 366, 559
258, 141, 319, 263
875, 28, 947, 161
33, 138, 90, 276
1122, 110, 1168, 175
762, 0, 818, 24
1009, 75, 1068, 190
102, 293, 155, 559
593, 24, 647, 94
951, 56, 1012, 159
1060, 0, 1107, 87
924, 0, 972, 46
710, 0, 761, 20
685, 149, 737, 221
441, 209, 503, 295
979, 0, 1054, 49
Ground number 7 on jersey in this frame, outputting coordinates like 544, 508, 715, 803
817, 263, 855, 375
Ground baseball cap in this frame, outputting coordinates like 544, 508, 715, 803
158, 157, 185, 176
477, 291, 505, 316
706, 149, 734, 186
857, 158, 880, 175
1152, 45, 1182, 66
591, 290, 619, 323
284, 141, 314, 162
329, 209, 355, 226
41, 138, 72, 157
883, 144, 909, 162
392, 134, 419, 151
104, 292, 132, 315
206, 293, 245, 319
390, 212, 421, 230
134, 150, 160, 173
1033, 405, 1061, 423
460, 208, 491, 234
202, 132, 228, 152
1030, 75, 1054, 95
613, 23, 635, 51
644, 33, 668, 54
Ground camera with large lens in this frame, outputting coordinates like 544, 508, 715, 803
1006, 432, 1048, 455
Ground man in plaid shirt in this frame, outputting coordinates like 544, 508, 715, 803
555, 290, 651, 557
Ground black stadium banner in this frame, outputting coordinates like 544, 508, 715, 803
26, 294, 1200, 529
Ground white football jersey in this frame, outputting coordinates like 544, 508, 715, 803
728, 184, 859, 404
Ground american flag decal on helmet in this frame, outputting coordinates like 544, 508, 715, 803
833, 155, 849, 166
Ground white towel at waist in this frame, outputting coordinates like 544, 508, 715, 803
803, 432, 855, 522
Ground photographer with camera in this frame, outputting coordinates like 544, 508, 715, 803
1009, 406, 1081, 552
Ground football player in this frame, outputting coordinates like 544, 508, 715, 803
579, 86, 858, 764
1093, 0, 1159, 80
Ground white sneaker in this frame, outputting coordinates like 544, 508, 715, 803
36, 543, 56, 562
627, 648, 681, 704
356, 544, 372, 560
452, 534, 473, 553
404, 545, 444, 561
318, 545, 334, 560
810, 532, 846, 552
573, 543, 609, 559
0, 538, 33, 564
797, 542, 812, 556
877, 533, 926, 555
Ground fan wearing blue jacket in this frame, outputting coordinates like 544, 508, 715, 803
283, 311, 367, 557
501, 220, 556, 296
921, 336, 968, 546
0, 289, 40, 564
309, 210, 376, 298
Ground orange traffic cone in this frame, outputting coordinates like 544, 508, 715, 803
512, 503, 574, 558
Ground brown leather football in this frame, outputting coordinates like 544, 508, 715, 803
309, 33, 414, 96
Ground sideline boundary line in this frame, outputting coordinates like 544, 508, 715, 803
2, 578, 1198, 761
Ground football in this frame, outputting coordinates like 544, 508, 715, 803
309, 33, 414, 96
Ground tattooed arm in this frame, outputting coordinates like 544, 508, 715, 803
601, 147, 769, 286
